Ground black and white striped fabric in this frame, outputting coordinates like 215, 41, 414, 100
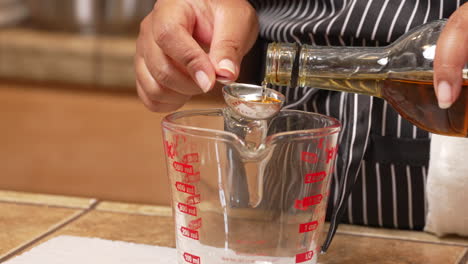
248, 0, 466, 251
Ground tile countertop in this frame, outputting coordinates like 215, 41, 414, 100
0, 190, 466, 264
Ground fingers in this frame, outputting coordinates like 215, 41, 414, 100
135, 52, 186, 112
434, 3, 468, 109
135, 7, 201, 112
143, 37, 206, 96
135, 0, 259, 112
209, 0, 259, 82
152, 0, 216, 93
136, 81, 185, 112
135, 55, 191, 105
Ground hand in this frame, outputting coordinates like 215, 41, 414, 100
135, 0, 259, 112
434, 3, 468, 109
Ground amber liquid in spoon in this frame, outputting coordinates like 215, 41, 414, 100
249, 97, 283, 103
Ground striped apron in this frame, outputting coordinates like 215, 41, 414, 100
248, 0, 466, 251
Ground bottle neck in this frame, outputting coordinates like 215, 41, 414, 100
264, 43, 299, 86
265, 43, 390, 97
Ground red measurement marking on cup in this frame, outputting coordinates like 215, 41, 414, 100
175, 182, 196, 195
299, 220, 319, 233
173, 162, 195, 174
181, 226, 199, 240
313, 138, 325, 149
186, 194, 201, 205
183, 172, 200, 183
301, 151, 318, 164
304, 171, 327, 184
183, 253, 201, 264
189, 218, 202, 230
296, 251, 314, 263
182, 153, 199, 164
325, 145, 338, 164
294, 194, 323, 211
178, 202, 197, 216
164, 140, 177, 159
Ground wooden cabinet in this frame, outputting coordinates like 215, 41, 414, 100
0, 82, 225, 205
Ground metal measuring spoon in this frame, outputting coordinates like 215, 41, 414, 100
222, 83, 285, 120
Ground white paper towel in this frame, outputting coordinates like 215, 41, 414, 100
5, 236, 177, 264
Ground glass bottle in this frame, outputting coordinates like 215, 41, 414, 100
264, 20, 468, 137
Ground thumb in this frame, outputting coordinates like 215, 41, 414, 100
209, 0, 259, 82
434, 4, 468, 109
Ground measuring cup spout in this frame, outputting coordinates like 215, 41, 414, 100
222, 107, 271, 158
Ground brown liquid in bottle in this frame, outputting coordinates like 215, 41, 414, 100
275, 70, 468, 137
382, 78, 468, 137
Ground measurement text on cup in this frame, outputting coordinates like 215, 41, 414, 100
178, 202, 197, 216
183, 253, 201, 264
296, 251, 314, 263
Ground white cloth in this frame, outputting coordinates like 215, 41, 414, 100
5, 236, 177, 264
6, 235, 314, 264
425, 134, 468, 237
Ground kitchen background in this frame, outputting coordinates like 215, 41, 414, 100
0, 0, 262, 205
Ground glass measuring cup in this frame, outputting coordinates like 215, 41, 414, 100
162, 88, 341, 264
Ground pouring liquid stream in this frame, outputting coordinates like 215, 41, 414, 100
260, 80, 269, 103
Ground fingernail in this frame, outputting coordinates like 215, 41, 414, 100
216, 77, 233, 85
195, 71, 211, 93
437, 81, 453, 109
218, 59, 236, 76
